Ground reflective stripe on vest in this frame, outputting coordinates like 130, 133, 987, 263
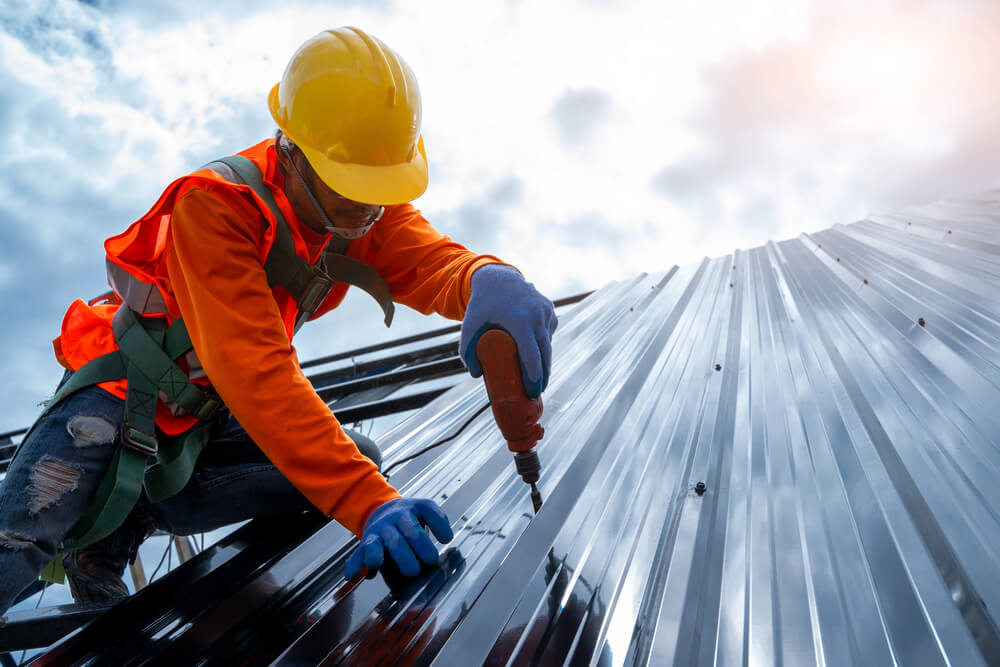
107, 259, 168, 314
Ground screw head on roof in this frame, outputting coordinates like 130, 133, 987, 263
836, 257, 841, 262
694, 481, 707, 495
864, 279, 869, 285
730, 282, 734, 288
714, 364, 722, 371
918, 317, 926, 327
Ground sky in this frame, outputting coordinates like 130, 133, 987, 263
0, 0, 998, 432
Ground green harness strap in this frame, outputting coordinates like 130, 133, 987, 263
112, 308, 220, 422
111, 308, 220, 504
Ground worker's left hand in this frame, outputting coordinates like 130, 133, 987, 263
460, 264, 558, 398
345, 497, 454, 579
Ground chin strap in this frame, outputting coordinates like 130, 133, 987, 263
279, 135, 383, 240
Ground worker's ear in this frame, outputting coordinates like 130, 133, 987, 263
275, 138, 291, 172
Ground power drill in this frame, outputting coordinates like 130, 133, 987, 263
476, 329, 545, 513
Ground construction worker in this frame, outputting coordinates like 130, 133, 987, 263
0, 26, 557, 613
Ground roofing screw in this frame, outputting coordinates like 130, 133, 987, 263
947, 230, 952, 234
694, 481, 707, 496
918, 317, 926, 327
836, 257, 841, 262
863, 279, 869, 285
714, 364, 722, 371
730, 282, 734, 288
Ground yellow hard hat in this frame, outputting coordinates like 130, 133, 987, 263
268, 27, 428, 205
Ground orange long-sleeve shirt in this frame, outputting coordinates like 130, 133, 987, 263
54, 139, 506, 536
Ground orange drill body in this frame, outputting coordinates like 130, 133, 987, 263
476, 329, 545, 512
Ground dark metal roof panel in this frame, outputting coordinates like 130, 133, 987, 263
26, 190, 1000, 665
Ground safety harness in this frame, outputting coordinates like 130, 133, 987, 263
19, 155, 394, 581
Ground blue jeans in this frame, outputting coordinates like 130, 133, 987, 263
0, 374, 380, 614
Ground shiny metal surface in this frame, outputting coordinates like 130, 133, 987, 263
30, 191, 1000, 665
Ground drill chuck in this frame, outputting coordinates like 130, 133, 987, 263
513, 450, 541, 485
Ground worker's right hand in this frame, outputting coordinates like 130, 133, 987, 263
460, 264, 558, 398
345, 497, 454, 579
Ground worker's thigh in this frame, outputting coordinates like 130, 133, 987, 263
148, 413, 381, 536
0, 375, 125, 611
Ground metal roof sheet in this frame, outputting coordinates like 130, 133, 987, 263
19, 189, 1000, 665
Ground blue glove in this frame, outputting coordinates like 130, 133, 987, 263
345, 497, 454, 579
460, 264, 558, 398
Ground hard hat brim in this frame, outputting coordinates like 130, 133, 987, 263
269, 84, 429, 206
300, 136, 428, 206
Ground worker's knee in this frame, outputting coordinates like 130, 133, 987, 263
344, 429, 381, 470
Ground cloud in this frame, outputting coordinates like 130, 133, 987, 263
0, 2, 111, 64
555, 213, 629, 252
649, 161, 723, 222
650, 0, 1000, 239
422, 175, 525, 254
2, 0, 998, 433
64, 0, 384, 26
548, 88, 613, 149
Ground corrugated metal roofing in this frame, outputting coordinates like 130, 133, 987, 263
22, 190, 1000, 665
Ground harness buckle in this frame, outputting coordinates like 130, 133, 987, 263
191, 396, 222, 422
297, 271, 334, 323
121, 422, 158, 457
299, 272, 334, 314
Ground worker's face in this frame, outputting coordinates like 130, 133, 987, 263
277, 140, 384, 237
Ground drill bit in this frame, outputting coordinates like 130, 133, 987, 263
513, 450, 543, 513
529, 483, 543, 513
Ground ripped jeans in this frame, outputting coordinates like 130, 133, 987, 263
0, 374, 380, 615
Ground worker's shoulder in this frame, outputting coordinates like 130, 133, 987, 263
172, 175, 268, 241
175, 172, 262, 214
378, 202, 426, 229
